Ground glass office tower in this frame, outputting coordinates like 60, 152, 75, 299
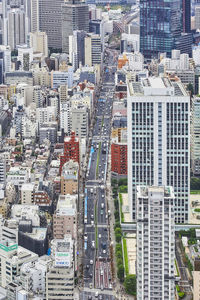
140, 0, 182, 59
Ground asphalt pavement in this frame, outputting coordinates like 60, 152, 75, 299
81, 49, 117, 299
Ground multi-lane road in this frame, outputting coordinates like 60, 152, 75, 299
80, 49, 117, 300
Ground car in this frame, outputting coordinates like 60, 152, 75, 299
88, 296, 92, 299
101, 210, 103, 215
103, 250, 106, 254
89, 273, 93, 278
92, 241, 95, 248
86, 264, 89, 269
101, 203, 104, 209
91, 220, 94, 226
84, 234, 88, 241
99, 295, 103, 300
95, 291, 99, 298
99, 234, 102, 238
91, 214, 94, 219
101, 242, 106, 249
90, 260, 93, 265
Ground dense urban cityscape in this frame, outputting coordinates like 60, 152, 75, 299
0, 0, 200, 299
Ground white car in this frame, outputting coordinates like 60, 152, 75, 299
99, 234, 102, 238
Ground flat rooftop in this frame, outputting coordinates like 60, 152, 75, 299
128, 77, 188, 97
137, 185, 174, 198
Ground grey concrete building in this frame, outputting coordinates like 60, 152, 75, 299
62, 0, 89, 54
38, 0, 64, 49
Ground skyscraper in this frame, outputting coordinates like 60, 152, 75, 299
61, 0, 89, 54
38, 0, 63, 49
136, 185, 175, 300
127, 77, 190, 223
182, 0, 191, 33
140, 0, 182, 58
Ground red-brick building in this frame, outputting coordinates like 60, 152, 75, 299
60, 132, 79, 174
111, 143, 127, 175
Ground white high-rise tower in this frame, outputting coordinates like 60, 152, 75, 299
127, 77, 190, 223
136, 185, 175, 300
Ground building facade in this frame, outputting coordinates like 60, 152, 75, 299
140, 0, 182, 58
127, 77, 190, 223
191, 97, 200, 175
136, 186, 175, 300
60, 132, 80, 174
61, 0, 89, 54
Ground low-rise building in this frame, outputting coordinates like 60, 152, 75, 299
0, 241, 38, 288
21, 183, 34, 204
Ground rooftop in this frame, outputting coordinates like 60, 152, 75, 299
137, 185, 174, 198
128, 77, 188, 97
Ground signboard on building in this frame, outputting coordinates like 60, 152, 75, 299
55, 241, 71, 267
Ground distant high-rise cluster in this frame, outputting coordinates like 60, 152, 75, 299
140, 0, 192, 58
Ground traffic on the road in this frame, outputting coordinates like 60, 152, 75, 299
80, 48, 117, 300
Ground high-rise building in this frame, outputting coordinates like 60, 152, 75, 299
195, 5, 200, 29
0, 45, 11, 84
4, 7, 29, 50
127, 77, 190, 223
84, 34, 102, 66
69, 30, 87, 70
61, 0, 89, 54
136, 186, 175, 300
140, 0, 192, 58
191, 97, 200, 175
31, 0, 39, 32
182, 0, 191, 33
38, 0, 63, 49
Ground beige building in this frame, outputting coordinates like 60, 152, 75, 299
194, 259, 200, 300
53, 194, 77, 239
61, 160, 79, 195
0, 242, 38, 288
21, 183, 34, 204
59, 85, 68, 102
28, 32, 48, 57
32, 67, 51, 87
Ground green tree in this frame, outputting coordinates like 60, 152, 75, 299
117, 258, 123, 266
124, 275, 136, 296
114, 199, 119, 210
111, 178, 118, 187
115, 243, 122, 252
117, 264, 124, 282
114, 221, 121, 229
115, 227, 122, 235
114, 210, 120, 221
191, 177, 200, 190
115, 233, 121, 243
118, 178, 127, 186
115, 250, 122, 259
